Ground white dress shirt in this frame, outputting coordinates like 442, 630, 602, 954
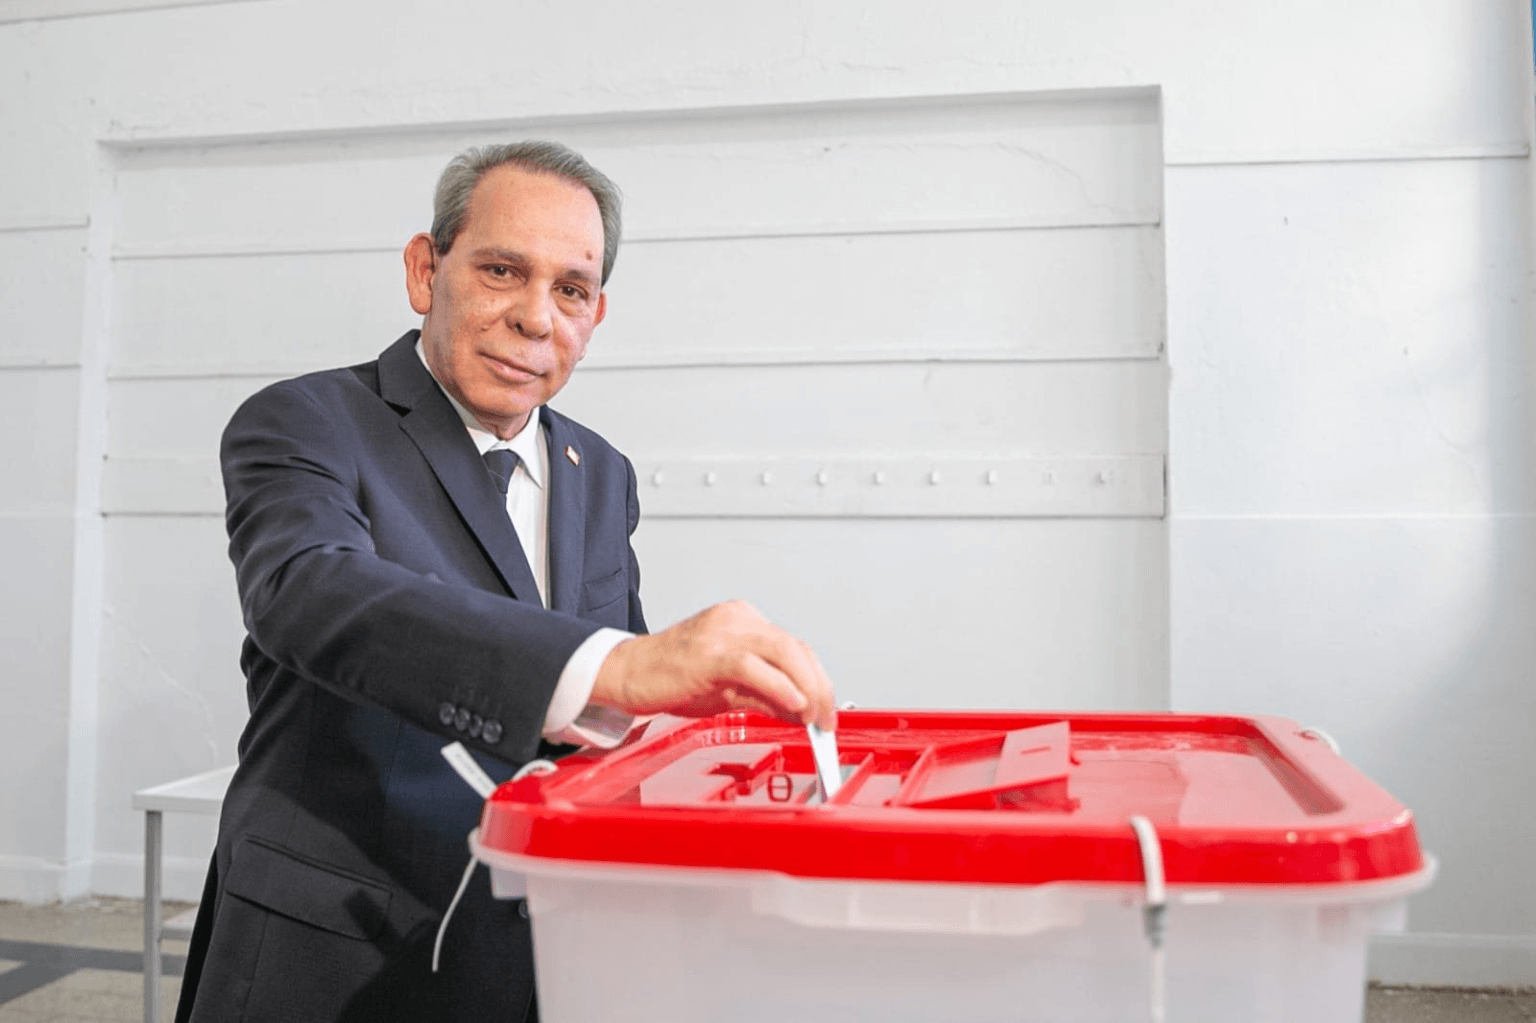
416, 342, 635, 748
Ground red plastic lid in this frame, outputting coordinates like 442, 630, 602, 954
478, 710, 1424, 886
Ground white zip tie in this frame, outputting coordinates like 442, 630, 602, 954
1129, 814, 1168, 1023
440, 741, 497, 799
432, 854, 478, 974
1299, 726, 1341, 755
432, 756, 560, 973
1129, 815, 1167, 943
511, 758, 560, 782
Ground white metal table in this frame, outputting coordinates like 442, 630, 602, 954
132, 765, 235, 1023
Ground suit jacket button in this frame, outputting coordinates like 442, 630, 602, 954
454, 708, 471, 732
468, 715, 483, 739
482, 720, 503, 744
439, 702, 456, 726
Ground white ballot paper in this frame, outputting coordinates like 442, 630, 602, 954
806, 722, 842, 801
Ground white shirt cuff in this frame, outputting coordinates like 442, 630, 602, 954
542, 627, 638, 749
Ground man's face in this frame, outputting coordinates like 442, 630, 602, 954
405, 164, 607, 439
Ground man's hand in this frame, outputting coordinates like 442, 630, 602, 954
589, 600, 836, 730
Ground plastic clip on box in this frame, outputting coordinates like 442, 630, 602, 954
472, 711, 1433, 1023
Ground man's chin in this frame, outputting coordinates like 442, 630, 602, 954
465, 398, 537, 437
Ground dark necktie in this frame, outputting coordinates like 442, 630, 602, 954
483, 448, 522, 496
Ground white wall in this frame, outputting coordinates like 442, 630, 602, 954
96, 76, 1173, 897
1167, 153, 1536, 985
0, 0, 1531, 988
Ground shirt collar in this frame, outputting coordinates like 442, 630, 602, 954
415, 339, 544, 490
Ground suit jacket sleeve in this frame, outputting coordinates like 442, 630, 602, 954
221, 376, 627, 764
625, 454, 647, 635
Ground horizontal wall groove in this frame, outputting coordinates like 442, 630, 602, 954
111, 213, 1159, 262
113, 241, 393, 261
1373, 932, 1536, 949
0, 360, 83, 371
1173, 512, 1536, 521
1166, 143, 1529, 169
102, 511, 1173, 522
100, 85, 1159, 150
107, 348, 1165, 380
0, 217, 89, 234
0, 0, 268, 24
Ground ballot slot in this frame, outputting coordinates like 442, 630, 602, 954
624, 739, 888, 808
597, 720, 1076, 811
692, 748, 875, 807
804, 756, 875, 807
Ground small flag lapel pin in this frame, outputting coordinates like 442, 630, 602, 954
565, 445, 581, 466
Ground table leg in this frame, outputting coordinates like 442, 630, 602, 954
144, 809, 162, 1023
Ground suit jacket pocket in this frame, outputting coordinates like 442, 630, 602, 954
225, 835, 391, 941
579, 565, 627, 616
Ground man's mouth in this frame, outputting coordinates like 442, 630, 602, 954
483, 353, 539, 382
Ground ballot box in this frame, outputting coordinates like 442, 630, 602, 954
472, 710, 1432, 1023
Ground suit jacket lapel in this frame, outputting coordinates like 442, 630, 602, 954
542, 408, 587, 615
377, 332, 543, 605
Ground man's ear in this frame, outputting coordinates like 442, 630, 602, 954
403, 233, 437, 315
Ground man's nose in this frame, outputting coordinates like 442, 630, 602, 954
509, 288, 553, 340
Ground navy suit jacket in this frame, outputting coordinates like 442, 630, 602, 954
176, 331, 645, 1023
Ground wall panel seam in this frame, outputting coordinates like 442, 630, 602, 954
111, 216, 1160, 261
0, 218, 89, 234
1173, 512, 1536, 521
101, 512, 1173, 521
1370, 932, 1536, 948
105, 350, 1166, 379
97, 86, 1161, 149
0, 0, 268, 24
1166, 146, 1529, 168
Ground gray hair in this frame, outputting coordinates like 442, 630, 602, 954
430, 141, 623, 285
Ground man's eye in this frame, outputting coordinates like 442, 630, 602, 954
486, 265, 510, 277
558, 286, 587, 300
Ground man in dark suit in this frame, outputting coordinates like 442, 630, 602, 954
175, 141, 835, 1022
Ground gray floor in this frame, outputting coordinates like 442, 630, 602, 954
0, 898, 1527, 1022
0, 898, 189, 1023
1366, 988, 1536, 1022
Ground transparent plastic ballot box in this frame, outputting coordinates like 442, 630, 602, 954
471, 710, 1433, 1023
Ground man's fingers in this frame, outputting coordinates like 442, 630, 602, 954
592, 600, 839, 727
738, 628, 835, 730
796, 638, 838, 731
713, 651, 812, 724
694, 603, 832, 724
